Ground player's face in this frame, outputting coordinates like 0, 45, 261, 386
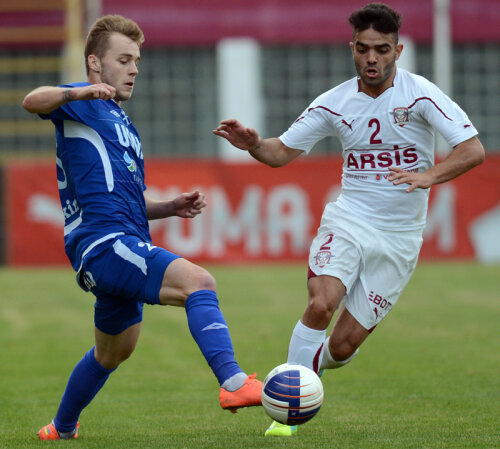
350, 28, 402, 98
98, 32, 140, 102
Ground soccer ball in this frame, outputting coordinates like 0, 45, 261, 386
261, 363, 324, 425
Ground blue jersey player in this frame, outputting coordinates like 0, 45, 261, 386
23, 15, 262, 440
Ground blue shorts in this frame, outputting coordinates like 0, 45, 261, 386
77, 235, 180, 335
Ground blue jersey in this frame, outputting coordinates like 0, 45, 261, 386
41, 82, 151, 271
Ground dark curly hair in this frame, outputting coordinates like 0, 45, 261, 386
348, 3, 402, 42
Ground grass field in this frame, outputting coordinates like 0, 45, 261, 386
0, 262, 498, 449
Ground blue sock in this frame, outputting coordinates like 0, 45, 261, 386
185, 290, 243, 386
53, 347, 115, 432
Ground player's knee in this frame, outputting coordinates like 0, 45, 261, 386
193, 266, 216, 292
159, 260, 218, 306
182, 265, 217, 298
116, 346, 135, 365
95, 345, 135, 370
318, 335, 360, 371
306, 295, 336, 326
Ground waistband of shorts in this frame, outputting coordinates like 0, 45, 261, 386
330, 201, 425, 236
76, 232, 125, 273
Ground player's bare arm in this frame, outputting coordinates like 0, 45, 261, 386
388, 136, 485, 193
145, 190, 206, 220
22, 84, 116, 115
213, 119, 303, 167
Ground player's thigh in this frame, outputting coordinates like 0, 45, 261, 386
94, 322, 142, 370
79, 235, 180, 304
308, 204, 363, 294
329, 306, 370, 359
80, 236, 181, 335
158, 257, 216, 306
343, 228, 422, 331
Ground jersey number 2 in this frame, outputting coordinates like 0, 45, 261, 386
320, 233, 334, 250
369, 118, 382, 144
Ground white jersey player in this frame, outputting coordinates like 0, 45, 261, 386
282, 68, 476, 232
213, 2, 485, 437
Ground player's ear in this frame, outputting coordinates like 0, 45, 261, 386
395, 43, 403, 60
349, 41, 355, 57
88, 55, 100, 73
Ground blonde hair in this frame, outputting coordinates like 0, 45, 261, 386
84, 15, 144, 74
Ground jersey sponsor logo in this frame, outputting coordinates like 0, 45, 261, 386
202, 322, 229, 331
114, 123, 143, 160
62, 198, 80, 219
110, 109, 121, 119
346, 173, 368, 180
123, 151, 137, 172
375, 166, 419, 181
346, 145, 418, 171
391, 107, 411, 127
368, 291, 392, 311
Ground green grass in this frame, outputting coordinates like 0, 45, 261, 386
0, 262, 499, 449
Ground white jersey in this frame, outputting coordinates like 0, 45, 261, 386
279, 69, 478, 231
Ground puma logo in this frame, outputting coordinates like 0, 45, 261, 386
341, 119, 355, 130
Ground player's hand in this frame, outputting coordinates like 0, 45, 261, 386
72, 83, 116, 101
171, 190, 206, 218
213, 119, 261, 151
388, 166, 434, 192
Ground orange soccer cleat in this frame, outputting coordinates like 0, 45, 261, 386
219, 373, 263, 413
38, 421, 79, 440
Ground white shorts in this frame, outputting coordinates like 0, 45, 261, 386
308, 202, 423, 331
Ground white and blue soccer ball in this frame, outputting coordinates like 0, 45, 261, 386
261, 363, 324, 425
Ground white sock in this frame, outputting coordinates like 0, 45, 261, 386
287, 320, 326, 370
221, 372, 248, 391
319, 336, 359, 370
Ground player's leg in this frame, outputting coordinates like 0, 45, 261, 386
94, 322, 142, 369
157, 257, 262, 411
289, 277, 369, 374
317, 224, 423, 371
265, 281, 368, 438
317, 306, 367, 371
265, 275, 347, 437
79, 235, 260, 411
286, 203, 363, 373
39, 236, 150, 440
287, 274, 346, 370
39, 321, 142, 440
266, 207, 363, 437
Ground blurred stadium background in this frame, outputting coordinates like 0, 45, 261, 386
0, 0, 499, 266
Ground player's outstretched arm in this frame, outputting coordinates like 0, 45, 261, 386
22, 84, 116, 115
388, 136, 485, 193
213, 119, 303, 167
145, 191, 207, 220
